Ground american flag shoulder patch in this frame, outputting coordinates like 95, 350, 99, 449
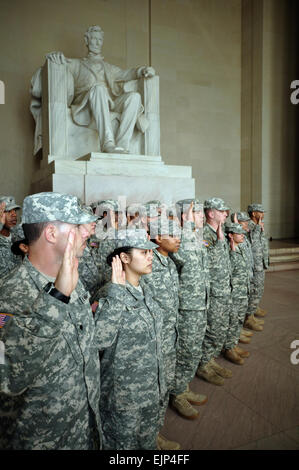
90, 242, 99, 247
0, 313, 13, 329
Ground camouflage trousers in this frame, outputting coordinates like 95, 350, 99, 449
101, 405, 160, 450
158, 331, 177, 427
225, 297, 248, 349
200, 295, 231, 365
247, 270, 265, 316
172, 308, 207, 395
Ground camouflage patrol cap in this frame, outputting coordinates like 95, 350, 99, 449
145, 200, 162, 208
96, 199, 119, 214
115, 229, 158, 250
231, 211, 250, 222
247, 203, 265, 213
204, 197, 230, 211
21, 192, 97, 224
225, 223, 247, 234
82, 205, 95, 216
176, 198, 202, 214
0, 195, 21, 211
148, 218, 181, 239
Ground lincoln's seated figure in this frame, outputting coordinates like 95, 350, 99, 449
30, 25, 159, 158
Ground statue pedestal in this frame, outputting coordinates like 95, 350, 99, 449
32, 152, 195, 206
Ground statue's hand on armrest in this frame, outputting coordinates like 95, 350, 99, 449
137, 66, 156, 79
46, 51, 71, 65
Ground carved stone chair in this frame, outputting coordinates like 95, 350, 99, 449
30, 58, 160, 162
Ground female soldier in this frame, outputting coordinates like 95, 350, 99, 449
95, 229, 166, 450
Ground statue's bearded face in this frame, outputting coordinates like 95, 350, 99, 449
87, 31, 104, 54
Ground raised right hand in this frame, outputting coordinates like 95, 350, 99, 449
0, 202, 6, 225
230, 237, 236, 251
111, 255, 126, 285
186, 201, 194, 222
216, 222, 224, 240
55, 229, 79, 297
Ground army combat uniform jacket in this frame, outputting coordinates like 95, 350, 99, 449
142, 249, 179, 424
169, 222, 210, 393
78, 244, 102, 300
0, 234, 21, 279
225, 244, 251, 349
246, 220, 269, 315
202, 224, 231, 298
170, 222, 210, 310
248, 220, 269, 272
142, 249, 179, 365
201, 224, 232, 364
97, 281, 166, 450
0, 257, 126, 450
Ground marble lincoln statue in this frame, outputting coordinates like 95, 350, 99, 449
31, 25, 155, 155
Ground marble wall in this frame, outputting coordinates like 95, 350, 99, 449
241, 0, 299, 239
261, 0, 299, 239
151, 0, 241, 211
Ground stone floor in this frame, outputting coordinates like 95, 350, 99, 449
160, 269, 299, 450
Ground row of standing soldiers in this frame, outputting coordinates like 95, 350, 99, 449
0, 193, 269, 450
77, 196, 269, 449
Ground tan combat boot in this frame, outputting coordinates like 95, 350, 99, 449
241, 328, 253, 337
171, 394, 199, 420
234, 345, 250, 358
157, 433, 181, 450
210, 358, 233, 378
182, 384, 208, 406
253, 315, 265, 325
224, 348, 245, 365
239, 334, 251, 344
244, 314, 263, 331
255, 306, 267, 317
196, 363, 225, 385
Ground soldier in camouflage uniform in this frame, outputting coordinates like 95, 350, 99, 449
223, 223, 251, 363
93, 199, 123, 290
230, 211, 254, 343
78, 218, 103, 302
96, 229, 166, 450
168, 199, 209, 420
126, 202, 148, 229
197, 198, 233, 385
0, 196, 23, 278
0, 192, 127, 450
244, 203, 269, 331
143, 218, 181, 450
144, 202, 160, 229
76, 205, 103, 302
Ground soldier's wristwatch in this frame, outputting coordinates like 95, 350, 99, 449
44, 282, 70, 304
